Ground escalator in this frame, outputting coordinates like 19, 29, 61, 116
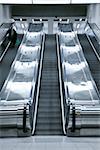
34, 34, 63, 135
58, 22, 100, 136
0, 23, 42, 137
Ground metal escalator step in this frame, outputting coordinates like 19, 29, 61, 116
37, 108, 61, 113
37, 112, 61, 118
42, 76, 58, 78
43, 56, 56, 59
42, 68, 57, 70
42, 66, 57, 68
39, 95, 60, 99
38, 98, 60, 103
43, 60, 56, 62
38, 105, 60, 112
42, 71, 58, 74
40, 83, 59, 86
43, 60, 57, 63
40, 88, 59, 91
37, 114, 62, 119
40, 88, 59, 92
39, 95, 59, 98
40, 81, 58, 84
41, 76, 58, 79
39, 92, 59, 95
42, 69, 58, 72
42, 67, 57, 68
38, 102, 60, 107
40, 93, 60, 97
35, 128, 63, 135
41, 79, 58, 82
40, 86, 59, 90
43, 59, 56, 61
40, 93, 59, 97
42, 70, 58, 73
36, 118, 62, 124
42, 70, 57, 72
42, 74, 58, 77
38, 101, 60, 105
37, 109, 61, 114
42, 77, 58, 79
42, 75, 58, 78
42, 73, 58, 76
35, 130, 63, 135
43, 64, 57, 67
43, 62, 57, 65
36, 124, 62, 130
41, 89, 59, 94
40, 90, 59, 94
40, 79, 58, 82
43, 66, 57, 68
41, 78, 58, 81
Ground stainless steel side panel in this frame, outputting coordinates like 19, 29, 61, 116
67, 105, 100, 136
0, 104, 31, 137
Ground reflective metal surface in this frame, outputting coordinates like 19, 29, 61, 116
24, 32, 42, 46
0, 30, 42, 105
59, 29, 99, 105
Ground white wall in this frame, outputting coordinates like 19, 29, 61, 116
87, 4, 100, 28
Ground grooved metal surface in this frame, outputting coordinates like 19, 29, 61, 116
35, 34, 63, 135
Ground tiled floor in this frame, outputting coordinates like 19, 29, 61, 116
0, 136, 100, 150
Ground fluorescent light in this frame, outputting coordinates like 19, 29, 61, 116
0, 0, 32, 4
32, 0, 70, 4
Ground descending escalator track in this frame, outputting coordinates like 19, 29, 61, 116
78, 34, 100, 94
34, 34, 63, 135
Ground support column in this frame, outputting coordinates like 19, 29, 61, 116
3, 5, 11, 21
87, 4, 100, 28
48, 18, 53, 34
0, 4, 11, 25
0, 5, 3, 25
